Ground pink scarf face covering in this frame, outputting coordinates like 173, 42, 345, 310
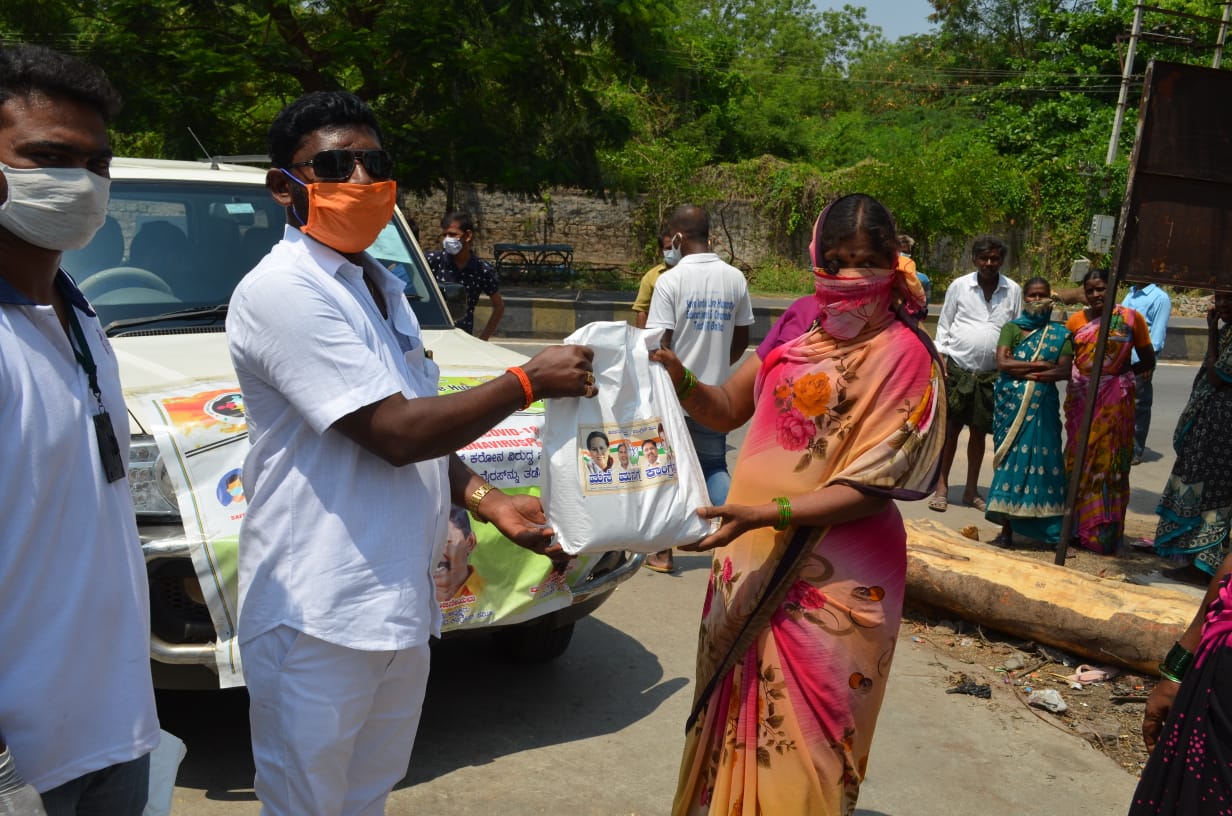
811, 267, 896, 339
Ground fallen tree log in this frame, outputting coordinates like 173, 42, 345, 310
904, 519, 1199, 676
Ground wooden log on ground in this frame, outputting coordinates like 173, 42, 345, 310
904, 519, 1199, 675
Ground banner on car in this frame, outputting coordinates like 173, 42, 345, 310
136, 373, 583, 687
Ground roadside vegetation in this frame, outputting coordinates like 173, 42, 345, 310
2, 0, 1225, 291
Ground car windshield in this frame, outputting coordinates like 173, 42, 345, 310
61, 179, 452, 333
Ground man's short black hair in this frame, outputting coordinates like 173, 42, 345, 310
971, 235, 1007, 260
441, 211, 474, 233
267, 90, 383, 169
0, 44, 121, 123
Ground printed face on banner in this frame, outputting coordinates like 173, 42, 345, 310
215, 468, 246, 507
578, 418, 677, 494
435, 505, 481, 604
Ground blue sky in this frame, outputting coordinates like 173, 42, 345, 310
815, 0, 936, 41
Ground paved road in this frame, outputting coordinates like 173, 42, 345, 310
157, 351, 1199, 815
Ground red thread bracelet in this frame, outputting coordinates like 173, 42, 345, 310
507, 366, 534, 409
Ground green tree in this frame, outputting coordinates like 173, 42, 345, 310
1, 0, 678, 200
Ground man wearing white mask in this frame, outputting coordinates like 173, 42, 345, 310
631, 230, 677, 329
644, 204, 754, 573
426, 210, 504, 339
0, 44, 159, 816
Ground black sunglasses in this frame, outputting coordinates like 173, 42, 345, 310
288, 149, 394, 182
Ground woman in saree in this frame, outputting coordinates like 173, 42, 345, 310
1152, 292, 1232, 577
650, 194, 944, 815
1131, 544, 1232, 814
986, 277, 1072, 548
1064, 267, 1155, 554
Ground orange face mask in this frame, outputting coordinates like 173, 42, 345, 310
285, 172, 397, 253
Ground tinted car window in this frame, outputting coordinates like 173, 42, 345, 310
62, 180, 451, 331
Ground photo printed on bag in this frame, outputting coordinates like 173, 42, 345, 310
578, 419, 677, 495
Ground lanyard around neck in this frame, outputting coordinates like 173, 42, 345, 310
64, 304, 104, 407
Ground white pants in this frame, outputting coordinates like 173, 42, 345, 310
242, 626, 430, 816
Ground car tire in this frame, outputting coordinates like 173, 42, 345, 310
491, 619, 575, 663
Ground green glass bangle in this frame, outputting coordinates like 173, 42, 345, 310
676, 367, 698, 401
773, 496, 792, 531
1160, 642, 1195, 682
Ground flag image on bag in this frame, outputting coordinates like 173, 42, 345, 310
543, 322, 714, 555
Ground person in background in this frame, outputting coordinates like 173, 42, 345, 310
1152, 291, 1232, 580
1121, 281, 1171, 465
1063, 267, 1154, 555
651, 193, 942, 815
897, 233, 930, 315
0, 44, 160, 816
1131, 546, 1232, 814
632, 230, 676, 329
986, 278, 1072, 548
426, 211, 504, 339
227, 89, 594, 816
644, 205, 754, 573
930, 235, 1022, 513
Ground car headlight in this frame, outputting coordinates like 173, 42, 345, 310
129, 434, 180, 520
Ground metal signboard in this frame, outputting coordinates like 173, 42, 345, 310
1113, 60, 1232, 291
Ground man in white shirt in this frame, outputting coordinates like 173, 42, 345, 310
0, 45, 159, 816
930, 235, 1022, 512
644, 205, 754, 572
228, 90, 596, 816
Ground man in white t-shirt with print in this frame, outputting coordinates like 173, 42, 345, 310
644, 204, 754, 573
0, 45, 159, 816
227, 90, 596, 816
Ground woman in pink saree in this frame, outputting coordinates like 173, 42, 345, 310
652, 194, 944, 815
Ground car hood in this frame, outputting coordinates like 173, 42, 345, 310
115, 327, 528, 434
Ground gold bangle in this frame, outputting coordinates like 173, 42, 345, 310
466, 482, 497, 522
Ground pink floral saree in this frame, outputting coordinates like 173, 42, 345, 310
1063, 305, 1141, 554
673, 310, 944, 816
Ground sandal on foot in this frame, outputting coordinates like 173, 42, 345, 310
928, 495, 948, 512
643, 553, 675, 574
990, 534, 1013, 549
963, 496, 987, 512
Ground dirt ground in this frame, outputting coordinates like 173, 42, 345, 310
901, 513, 1200, 777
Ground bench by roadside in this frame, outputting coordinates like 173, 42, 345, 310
477, 287, 1209, 362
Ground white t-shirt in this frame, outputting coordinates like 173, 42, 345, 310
0, 272, 159, 792
228, 227, 448, 651
933, 271, 1023, 373
644, 252, 754, 386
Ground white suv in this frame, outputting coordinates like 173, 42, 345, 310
61, 158, 641, 689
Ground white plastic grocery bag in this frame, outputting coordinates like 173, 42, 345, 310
542, 321, 715, 555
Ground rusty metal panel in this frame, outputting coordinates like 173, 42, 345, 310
1113, 60, 1232, 291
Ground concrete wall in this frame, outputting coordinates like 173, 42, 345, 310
476, 292, 1209, 362
404, 184, 1054, 282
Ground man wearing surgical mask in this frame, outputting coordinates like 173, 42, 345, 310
644, 205, 754, 573
227, 90, 596, 816
426, 211, 504, 339
631, 229, 677, 329
0, 45, 159, 816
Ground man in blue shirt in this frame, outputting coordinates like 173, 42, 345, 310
1122, 282, 1172, 465
426, 211, 505, 339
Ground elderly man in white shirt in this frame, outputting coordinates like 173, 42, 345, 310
228, 90, 595, 816
929, 235, 1022, 512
